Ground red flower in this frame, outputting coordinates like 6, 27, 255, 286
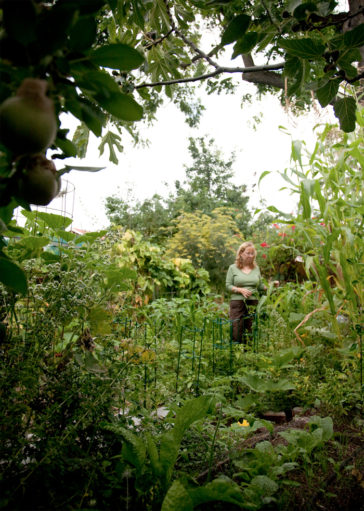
260, 242, 268, 247
278, 232, 287, 237
320, 222, 325, 226
291, 225, 296, 230
262, 253, 267, 259
273, 223, 280, 228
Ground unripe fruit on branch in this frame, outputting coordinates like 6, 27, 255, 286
0, 78, 57, 155
15, 154, 61, 206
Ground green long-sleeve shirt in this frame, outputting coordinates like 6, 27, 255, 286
226, 264, 265, 300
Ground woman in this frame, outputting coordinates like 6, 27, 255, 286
226, 241, 265, 344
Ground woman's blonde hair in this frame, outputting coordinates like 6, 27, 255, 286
235, 241, 257, 269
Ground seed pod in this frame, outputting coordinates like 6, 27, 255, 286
0, 78, 57, 155
15, 154, 60, 206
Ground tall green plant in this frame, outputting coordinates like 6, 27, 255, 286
262, 112, 363, 341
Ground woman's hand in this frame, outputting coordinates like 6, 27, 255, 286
234, 287, 252, 298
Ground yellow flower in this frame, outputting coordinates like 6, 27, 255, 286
237, 419, 250, 427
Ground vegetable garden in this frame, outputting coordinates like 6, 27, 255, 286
1, 119, 363, 510
0, 1, 363, 509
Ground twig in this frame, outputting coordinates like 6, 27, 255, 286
294, 306, 327, 345
144, 29, 173, 50
135, 62, 285, 89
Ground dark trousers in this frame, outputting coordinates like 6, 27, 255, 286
229, 300, 258, 344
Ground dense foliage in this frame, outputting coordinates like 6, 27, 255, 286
0, 2, 363, 510
1, 118, 363, 510
1, 0, 363, 291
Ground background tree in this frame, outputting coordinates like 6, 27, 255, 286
105, 136, 252, 241
105, 193, 173, 242
172, 136, 252, 234
165, 208, 242, 288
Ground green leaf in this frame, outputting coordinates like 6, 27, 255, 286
95, 91, 144, 121
265, 379, 296, 392
316, 79, 340, 107
76, 230, 107, 244
173, 395, 212, 443
232, 32, 259, 57
337, 48, 361, 79
55, 137, 78, 157
280, 38, 325, 58
258, 170, 270, 187
57, 0, 105, 15
334, 97, 357, 132
59, 164, 105, 176
35, 212, 73, 230
107, 0, 118, 10
291, 139, 303, 166
239, 373, 267, 393
293, 2, 317, 20
41, 251, 60, 263
3, 0, 37, 45
104, 266, 137, 290
159, 396, 212, 485
0, 201, 17, 227
16, 236, 50, 250
189, 477, 244, 507
266, 206, 291, 219
69, 16, 97, 51
284, 56, 302, 77
98, 131, 123, 164
221, 14, 251, 45
0, 256, 27, 295
79, 101, 105, 136
76, 69, 121, 95
65, 91, 106, 137
89, 43, 144, 71
300, 181, 311, 219
88, 306, 112, 335
250, 475, 278, 496
161, 480, 193, 511
309, 416, 333, 442
121, 429, 147, 473
344, 24, 364, 48
54, 229, 76, 242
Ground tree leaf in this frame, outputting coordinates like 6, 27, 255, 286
293, 2, 317, 20
95, 91, 144, 121
221, 14, 251, 45
55, 137, 78, 157
76, 70, 120, 95
316, 79, 340, 107
344, 24, 364, 48
0, 256, 27, 295
280, 38, 325, 58
232, 32, 259, 57
334, 97, 357, 133
69, 16, 97, 51
59, 164, 105, 175
89, 43, 144, 71
3, 0, 37, 45
337, 48, 361, 79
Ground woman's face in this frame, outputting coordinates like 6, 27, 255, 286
240, 247, 255, 264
